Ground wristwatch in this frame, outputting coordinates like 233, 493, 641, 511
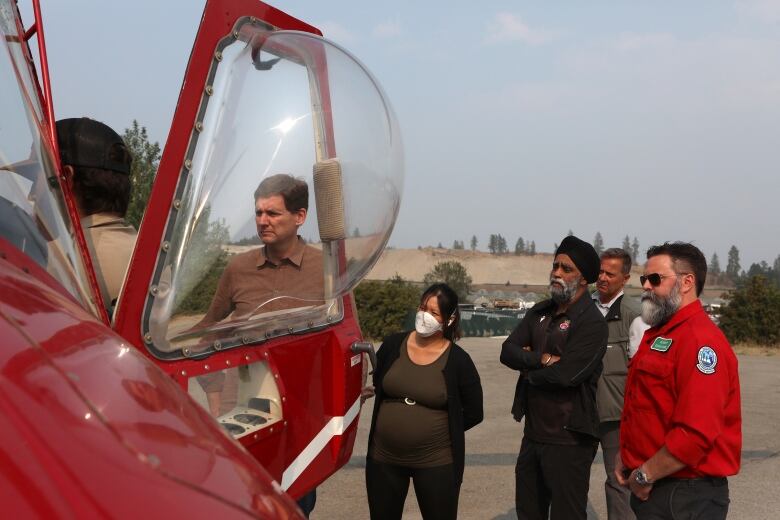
635, 468, 653, 486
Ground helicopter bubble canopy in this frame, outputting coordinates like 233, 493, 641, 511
144, 27, 404, 355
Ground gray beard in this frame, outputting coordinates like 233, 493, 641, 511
550, 276, 581, 305
641, 279, 682, 327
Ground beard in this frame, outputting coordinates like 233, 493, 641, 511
641, 279, 682, 327
549, 275, 581, 305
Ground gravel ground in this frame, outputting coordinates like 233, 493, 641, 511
312, 337, 780, 519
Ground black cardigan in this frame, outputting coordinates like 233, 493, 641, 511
367, 331, 484, 484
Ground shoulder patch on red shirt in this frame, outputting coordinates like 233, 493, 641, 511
650, 336, 673, 352
696, 346, 718, 374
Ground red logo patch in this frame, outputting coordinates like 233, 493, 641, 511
559, 320, 570, 331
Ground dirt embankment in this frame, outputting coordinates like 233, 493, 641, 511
367, 247, 641, 287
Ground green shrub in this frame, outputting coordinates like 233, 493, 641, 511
718, 275, 780, 345
354, 276, 420, 340
422, 260, 472, 302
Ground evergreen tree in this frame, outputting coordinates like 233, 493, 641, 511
470, 235, 478, 251
352, 227, 361, 237
709, 253, 721, 275
774, 255, 780, 287
567, 229, 574, 236
593, 232, 604, 255
529, 241, 536, 255
631, 237, 640, 263
514, 237, 526, 256
622, 235, 631, 253
497, 234, 508, 255
726, 245, 741, 281
488, 234, 497, 254
123, 120, 161, 229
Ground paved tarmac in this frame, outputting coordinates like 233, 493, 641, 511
313, 337, 780, 519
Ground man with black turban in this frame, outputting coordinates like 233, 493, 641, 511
500, 235, 608, 520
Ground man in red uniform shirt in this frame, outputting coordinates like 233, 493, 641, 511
616, 242, 741, 520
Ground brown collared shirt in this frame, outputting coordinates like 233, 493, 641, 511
81, 213, 138, 308
199, 237, 324, 326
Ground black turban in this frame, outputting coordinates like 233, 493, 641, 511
555, 235, 600, 284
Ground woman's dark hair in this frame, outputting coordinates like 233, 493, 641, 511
419, 283, 461, 341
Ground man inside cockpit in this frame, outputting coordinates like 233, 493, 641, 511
56, 118, 136, 313
196, 173, 324, 416
198, 173, 324, 327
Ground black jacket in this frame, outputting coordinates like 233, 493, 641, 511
367, 332, 484, 483
500, 294, 607, 439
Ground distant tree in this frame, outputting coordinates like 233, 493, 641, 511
514, 237, 525, 255
709, 253, 721, 275
774, 255, 780, 287
423, 260, 473, 301
719, 275, 780, 345
567, 229, 574, 236
488, 234, 497, 254
123, 120, 161, 229
354, 276, 420, 340
631, 237, 640, 263
352, 227, 361, 237
497, 234, 508, 255
593, 232, 604, 255
529, 241, 536, 255
553, 242, 559, 252
622, 235, 631, 253
746, 261, 770, 279
726, 245, 741, 282
453, 240, 464, 250
470, 235, 478, 251
437, 242, 444, 249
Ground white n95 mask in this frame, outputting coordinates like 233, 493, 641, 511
415, 311, 443, 337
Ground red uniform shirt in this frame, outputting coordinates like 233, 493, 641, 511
620, 300, 741, 478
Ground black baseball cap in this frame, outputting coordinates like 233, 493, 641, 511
56, 117, 132, 175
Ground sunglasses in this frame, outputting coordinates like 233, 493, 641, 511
640, 272, 689, 287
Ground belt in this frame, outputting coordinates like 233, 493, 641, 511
384, 397, 418, 406
654, 476, 728, 487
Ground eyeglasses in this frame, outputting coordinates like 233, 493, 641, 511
640, 272, 689, 287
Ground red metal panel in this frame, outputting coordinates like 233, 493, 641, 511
110, 0, 364, 495
0, 258, 303, 517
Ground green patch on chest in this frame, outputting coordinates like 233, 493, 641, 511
650, 337, 673, 352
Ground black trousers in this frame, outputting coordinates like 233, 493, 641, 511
630, 477, 729, 520
296, 489, 316, 518
515, 437, 598, 520
365, 458, 460, 520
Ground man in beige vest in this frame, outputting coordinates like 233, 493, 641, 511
56, 118, 136, 314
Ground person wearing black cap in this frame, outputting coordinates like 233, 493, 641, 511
500, 235, 608, 520
56, 117, 136, 313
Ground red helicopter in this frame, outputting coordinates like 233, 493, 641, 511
1, 0, 403, 516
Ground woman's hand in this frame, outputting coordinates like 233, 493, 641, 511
360, 385, 375, 404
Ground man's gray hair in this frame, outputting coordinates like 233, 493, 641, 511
601, 248, 632, 275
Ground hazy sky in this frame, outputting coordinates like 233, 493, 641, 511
33, 0, 780, 268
